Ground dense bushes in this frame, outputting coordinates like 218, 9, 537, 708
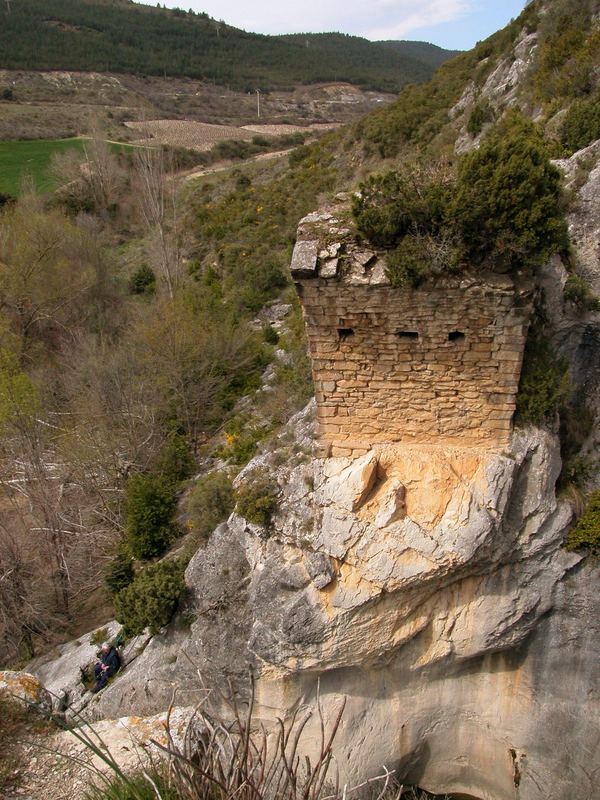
467, 100, 494, 137
516, 332, 570, 425
105, 550, 135, 596
352, 166, 454, 249
128, 264, 156, 295
563, 274, 600, 311
114, 559, 185, 637
124, 474, 178, 560
186, 472, 234, 544
235, 470, 279, 527
216, 416, 271, 465
533, 0, 599, 102
561, 91, 600, 154
565, 491, 600, 553
190, 140, 337, 313
453, 118, 569, 273
352, 163, 459, 287
353, 118, 568, 285
154, 431, 194, 486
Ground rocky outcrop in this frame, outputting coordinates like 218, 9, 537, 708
453, 29, 539, 154
26, 621, 151, 717
0, 670, 51, 712
24, 48, 600, 800
77, 395, 600, 800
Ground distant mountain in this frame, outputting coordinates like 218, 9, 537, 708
0, 0, 459, 92
376, 40, 463, 69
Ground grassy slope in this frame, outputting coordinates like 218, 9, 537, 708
0, 0, 456, 92
184, 0, 572, 317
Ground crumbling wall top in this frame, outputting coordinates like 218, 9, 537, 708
291, 197, 533, 457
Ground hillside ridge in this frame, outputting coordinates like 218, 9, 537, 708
0, 0, 458, 92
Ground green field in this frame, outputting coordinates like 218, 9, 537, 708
0, 137, 135, 196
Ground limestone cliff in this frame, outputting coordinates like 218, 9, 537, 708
84, 388, 600, 800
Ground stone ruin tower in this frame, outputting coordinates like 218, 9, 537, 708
291, 198, 533, 458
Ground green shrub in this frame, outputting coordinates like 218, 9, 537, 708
263, 323, 280, 345
354, 118, 569, 281
563, 274, 600, 311
560, 454, 593, 490
186, 471, 234, 544
235, 471, 278, 528
155, 430, 194, 486
128, 265, 156, 295
90, 627, 110, 647
565, 491, 600, 553
559, 399, 595, 489
516, 333, 570, 425
105, 549, 135, 596
114, 560, 185, 637
467, 100, 494, 136
353, 166, 453, 249
561, 90, 600, 153
385, 236, 429, 288
533, 0, 598, 102
125, 474, 178, 560
453, 116, 569, 274
84, 770, 181, 800
216, 415, 271, 465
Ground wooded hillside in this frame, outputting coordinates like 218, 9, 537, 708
0, 0, 458, 91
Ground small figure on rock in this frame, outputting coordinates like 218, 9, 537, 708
91, 642, 121, 693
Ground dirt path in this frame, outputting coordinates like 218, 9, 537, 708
183, 148, 291, 182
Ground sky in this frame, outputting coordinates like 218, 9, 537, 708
137, 1, 528, 50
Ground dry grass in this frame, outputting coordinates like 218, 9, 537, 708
69, 675, 452, 800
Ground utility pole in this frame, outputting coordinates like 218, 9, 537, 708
256, 89, 261, 119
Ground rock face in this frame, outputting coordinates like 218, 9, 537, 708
0, 670, 51, 712
26, 621, 151, 717
84, 397, 600, 800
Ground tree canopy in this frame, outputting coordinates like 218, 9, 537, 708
0, 0, 457, 92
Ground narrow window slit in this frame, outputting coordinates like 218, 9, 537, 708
448, 331, 465, 342
395, 331, 419, 340
338, 328, 355, 340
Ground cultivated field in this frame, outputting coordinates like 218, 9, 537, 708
125, 119, 343, 151
124, 119, 256, 150
0, 137, 135, 196
241, 122, 341, 136
0, 137, 88, 194
0, 71, 395, 143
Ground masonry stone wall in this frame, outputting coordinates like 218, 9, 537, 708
291, 206, 532, 458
